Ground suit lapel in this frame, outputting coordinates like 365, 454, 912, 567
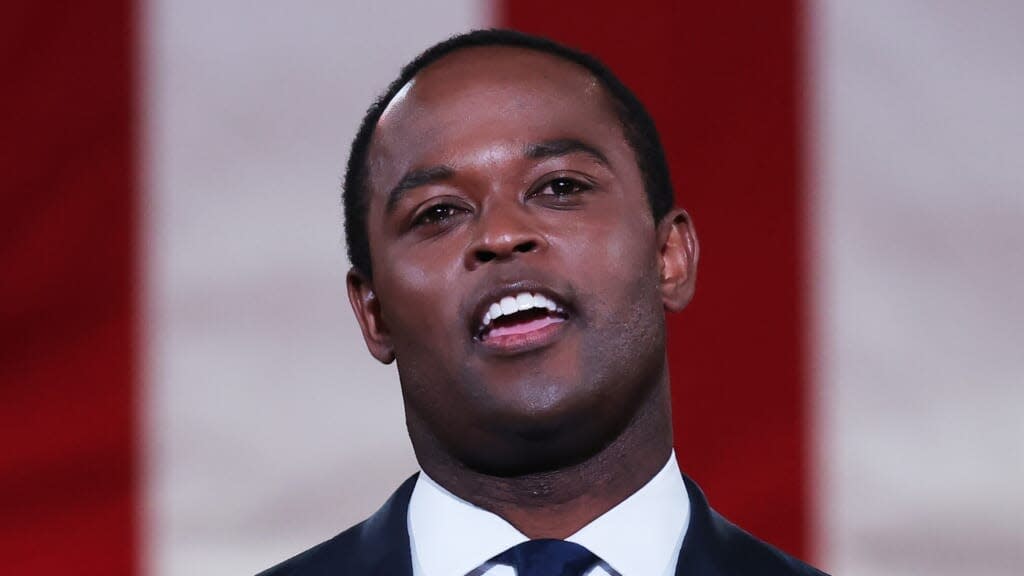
675, 474, 727, 576
355, 473, 418, 575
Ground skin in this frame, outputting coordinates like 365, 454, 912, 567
347, 46, 699, 538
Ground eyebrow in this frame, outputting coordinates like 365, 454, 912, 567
525, 138, 611, 167
385, 165, 455, 213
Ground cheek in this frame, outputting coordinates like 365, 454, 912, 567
576, 235, 666, 398
564, 210, 659, 295
374, 261, 457, 348
567, 210, 664, 355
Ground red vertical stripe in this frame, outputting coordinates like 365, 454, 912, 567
500, 1, 811, 559
1, 2, 139, 574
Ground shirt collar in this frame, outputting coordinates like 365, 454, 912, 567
567, 451, 689, 575
407, 452, 690, 576
408, 471, 527, 576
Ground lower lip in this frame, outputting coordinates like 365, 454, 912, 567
478, 316, 568, 354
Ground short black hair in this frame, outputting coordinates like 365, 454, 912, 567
343, 29, 675, 277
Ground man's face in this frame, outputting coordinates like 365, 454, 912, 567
350, 47, 693, 475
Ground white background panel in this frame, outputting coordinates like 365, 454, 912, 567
814, 1, 1024, 574
143, 2, 488, 574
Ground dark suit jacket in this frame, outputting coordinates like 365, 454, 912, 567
258, 474, 828, 575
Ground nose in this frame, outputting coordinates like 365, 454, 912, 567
465, 203, 545, 269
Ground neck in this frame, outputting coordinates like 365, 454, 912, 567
414, 380, 674, 539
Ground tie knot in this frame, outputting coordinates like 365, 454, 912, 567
489, 539, 601, 576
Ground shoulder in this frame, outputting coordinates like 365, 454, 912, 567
255, 475, 418, 576
679, 474, 829, 576
706, 509, 828, 576
256, 521, 368, 576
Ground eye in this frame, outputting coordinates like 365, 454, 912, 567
553, 178, 583, 195
411, 202, 465, 228
530, 176, 593, 204
546, 177, 589, 196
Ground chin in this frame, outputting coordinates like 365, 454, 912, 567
461, 402, 621, 477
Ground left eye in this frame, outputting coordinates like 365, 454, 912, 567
536, 177, 591, 198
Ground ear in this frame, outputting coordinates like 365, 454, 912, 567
656, 209, 699, 312
346, 268, 395, 364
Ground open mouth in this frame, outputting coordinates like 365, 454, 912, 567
475, 291, 569, 343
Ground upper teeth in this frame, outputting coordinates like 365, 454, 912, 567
481, 291, 562, 328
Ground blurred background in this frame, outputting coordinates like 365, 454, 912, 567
3, 1, 1022, 574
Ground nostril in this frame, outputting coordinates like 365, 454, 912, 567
471, 239, 537, 266
514, 241, 536, 253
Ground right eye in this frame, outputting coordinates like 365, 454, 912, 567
411, 203, 463, 228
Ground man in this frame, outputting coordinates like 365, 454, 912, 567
261, 29, 827, 576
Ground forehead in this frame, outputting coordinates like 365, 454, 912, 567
391, 46, 604, 114
366, 46, 626, 194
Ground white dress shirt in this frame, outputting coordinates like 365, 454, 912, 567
408, 452, 690, 576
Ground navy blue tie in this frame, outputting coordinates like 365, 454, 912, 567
481, 539, 602, 576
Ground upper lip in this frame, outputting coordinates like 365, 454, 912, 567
466, 277, 574, 340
